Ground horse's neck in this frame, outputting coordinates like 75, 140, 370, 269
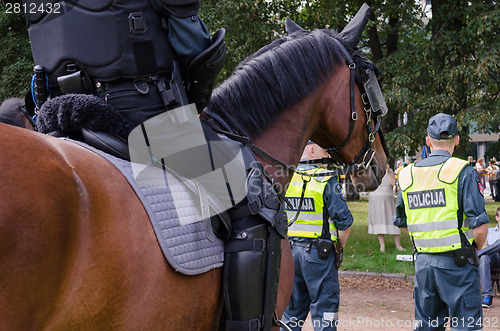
251, 102, 313, 191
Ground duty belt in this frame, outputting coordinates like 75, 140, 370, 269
289, 238, 336, 248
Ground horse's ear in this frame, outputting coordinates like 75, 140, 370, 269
285, 17, 305, 34
338, 3, 371, 47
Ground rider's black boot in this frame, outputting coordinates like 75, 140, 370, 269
223, 217, 282, 331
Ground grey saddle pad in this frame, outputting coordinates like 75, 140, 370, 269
73, 140, 224, 275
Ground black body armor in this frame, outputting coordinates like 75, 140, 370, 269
24, 0, 226, 124
23, 0, 178, 125
25, 0, 174, 86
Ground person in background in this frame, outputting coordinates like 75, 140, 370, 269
495, 165, 500, 202
368, 163, 404, 252
394, 113, 489, 330
478, 207, 500, 308
486, 158, 499, 200
395, 160, 406, 194
475, 158, 487, 193
420, 145, 431, 160
468, 155, 476, 167
395, 160, 404, 177
281, 142, 353, 331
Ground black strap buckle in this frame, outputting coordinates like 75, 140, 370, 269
249, 317, 262, 331
226, 317, 262, 331
247, 198, 263, 215
128, 12, 147, 35
253, 238, 268, 252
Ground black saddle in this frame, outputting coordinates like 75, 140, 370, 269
48, 128, 130, 160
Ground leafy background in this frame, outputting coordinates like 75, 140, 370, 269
1, 0, 499, 160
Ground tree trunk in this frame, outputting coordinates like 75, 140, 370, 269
386, 15, 399, 56
367, 10, 383, 62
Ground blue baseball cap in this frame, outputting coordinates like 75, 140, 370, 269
427, 113, 458, 140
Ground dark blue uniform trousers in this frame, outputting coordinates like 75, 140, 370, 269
414, 254, 482, 331
281, 238, 339, 331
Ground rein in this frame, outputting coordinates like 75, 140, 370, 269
203, 109, 355, 178
202, 36, 391, 224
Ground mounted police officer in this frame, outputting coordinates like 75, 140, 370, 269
21, 2, 292, 330
394, 113, 489, 330
22, 0, 226, 125
281, 142, 353, 331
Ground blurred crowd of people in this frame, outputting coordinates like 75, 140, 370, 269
468, 156, 500, 201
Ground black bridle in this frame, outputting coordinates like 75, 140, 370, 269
317, 38, 390, 172
203, 37, 390, 181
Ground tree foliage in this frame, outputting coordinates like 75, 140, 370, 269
0, 0, 498, 160
201, 0, 499, 160
0, 1, 32, 100
380, 1, 500, 159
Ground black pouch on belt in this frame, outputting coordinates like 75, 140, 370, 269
452, 229, 476, 267
452, 246, 470, 267
317, 207, 334, 260
317, 238, 334, 260
452, 204, 478, 267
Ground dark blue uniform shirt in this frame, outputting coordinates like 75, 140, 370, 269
298, 163, 353, 231
393, 149, 489, 229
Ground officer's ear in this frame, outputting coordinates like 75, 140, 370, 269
425, 136, 432, 148
308, 144, 315, 157
309, 144, 322, 157
454, 135, 460, 146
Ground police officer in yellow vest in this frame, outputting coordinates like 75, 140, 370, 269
394, 113, 489, 330
281, 142, 353, 331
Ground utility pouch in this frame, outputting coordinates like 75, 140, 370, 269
452, 246, 470, 267
454, 200, 479, 267
96, 78, 165, 125
317, 238, 333, 260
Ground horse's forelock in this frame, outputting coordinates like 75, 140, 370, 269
207, 29, 347, 138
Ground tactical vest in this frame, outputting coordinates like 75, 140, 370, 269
285, 168, 338, 241
24, 0, 174, 87
399, 157, 473, 253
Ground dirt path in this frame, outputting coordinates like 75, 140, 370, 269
300, 276, 500, 330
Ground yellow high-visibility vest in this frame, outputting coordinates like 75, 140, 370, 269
285, 168, 337, 241
399, 157, 473, 253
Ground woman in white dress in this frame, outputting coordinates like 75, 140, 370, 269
368, 163, 405, 252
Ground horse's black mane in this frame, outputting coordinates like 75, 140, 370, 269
206, 29, 367, 138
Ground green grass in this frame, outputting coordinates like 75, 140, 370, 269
341, 199, 500, 276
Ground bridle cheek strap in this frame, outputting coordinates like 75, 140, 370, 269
327, 39, 358, 154
324, 38, 388, 172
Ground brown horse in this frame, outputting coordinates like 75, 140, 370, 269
0, 19, 388, 331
